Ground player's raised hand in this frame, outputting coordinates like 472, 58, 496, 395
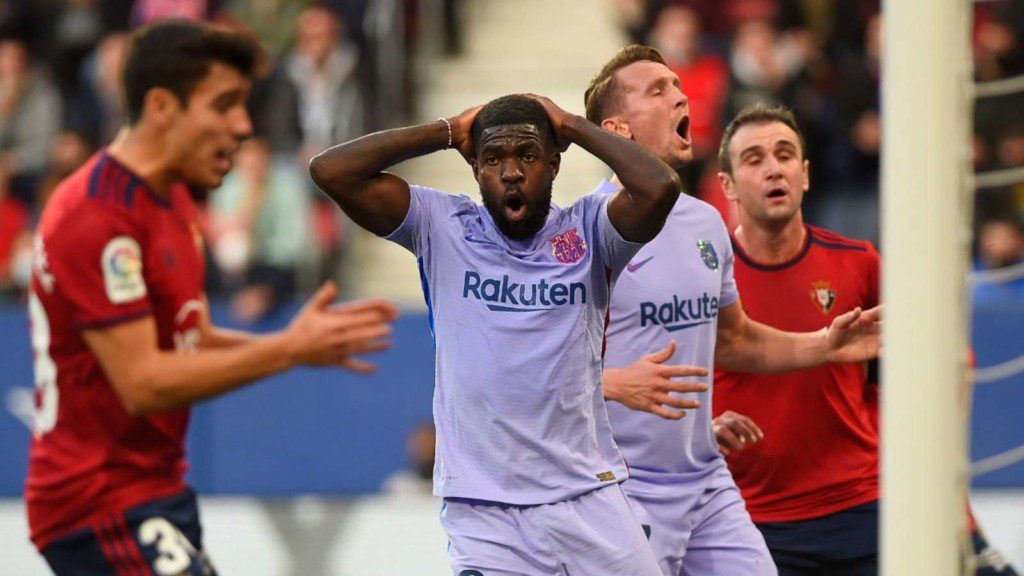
603, 339, 709, 420
450, 104, 484, 162
523, 94, 571, 152
824, 304, 882, 364
286, 281, 398, 371
713, 410, 763, 456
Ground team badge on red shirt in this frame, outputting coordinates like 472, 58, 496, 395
809, 280, 836, 314
548, 228, 587, 264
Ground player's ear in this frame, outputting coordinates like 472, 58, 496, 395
469, 157, 480, 179
142, 87, 181, 128
802, 159, 810, 191
718, 171, 737, 201
549, 151, 561, 180
601, 117, 631, 139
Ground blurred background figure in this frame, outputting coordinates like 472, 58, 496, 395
381, 422, 436, 496
0, 36, 62, 206
0, 162, 30, 301
975, 216, 1024, 302
65, 32, 127, 150
648, 5, 728, 200
205, 137, 312, 325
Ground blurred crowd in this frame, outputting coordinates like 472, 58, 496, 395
612, 0, 1024, 299
0, 0, 1021, 310
0, 0, 441, 320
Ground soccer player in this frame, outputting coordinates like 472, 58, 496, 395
583, 46, 881, 575
26, 21, 396, 576
712, 104, 1019, 576
309, 93, 681, 575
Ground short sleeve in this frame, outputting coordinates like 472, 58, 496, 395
593, 194, 645, 275
865, 243, 881, 309
45, 207, 152, 329
383, 185, 450, 256
717, 220, 740, 309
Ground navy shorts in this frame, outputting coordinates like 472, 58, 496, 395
757, 500, 1020, 576
41, 488, 216, 576
756, 500, 878, 576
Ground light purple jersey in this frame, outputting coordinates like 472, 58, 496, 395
386, 185, 642, 505
592, 179, 739, 495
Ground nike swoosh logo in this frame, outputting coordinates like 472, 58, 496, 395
626, 256, 654, 273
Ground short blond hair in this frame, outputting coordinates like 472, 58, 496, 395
584, 45, 667, 125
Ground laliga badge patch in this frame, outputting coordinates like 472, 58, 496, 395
102, 236, 147, 304
548, 227, 587, 264
809, 280, 836, 314
697, 240, 719, 270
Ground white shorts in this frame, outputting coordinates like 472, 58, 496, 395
441, 484, 662, 575
625, 482, 777, 576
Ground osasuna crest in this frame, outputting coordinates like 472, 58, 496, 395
697, 240, 719, 270
809, 280, 837, 314
549, 227, 587, 264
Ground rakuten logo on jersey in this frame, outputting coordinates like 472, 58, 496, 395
640, 293, 719, 332
463, 271, 587, 312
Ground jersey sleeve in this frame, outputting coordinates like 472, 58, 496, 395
590, 193, 644, 276
383, 185, 449, 256
864, 243, 881, 309
718, 219, 740, 308
45, 206, 152, 329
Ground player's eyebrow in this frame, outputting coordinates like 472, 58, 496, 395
774, 139, 799, 152
738, 145, 765, 161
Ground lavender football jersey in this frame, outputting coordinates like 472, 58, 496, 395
386, 185, 642, 505
592, 179, 739, 494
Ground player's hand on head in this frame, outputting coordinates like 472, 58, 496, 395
824, 304, 882, 364
286, 281, 398, 369
450, 104, 484, 163
523, 94, 571, 152
713, 410, 763, 456
603, 340, 709, 420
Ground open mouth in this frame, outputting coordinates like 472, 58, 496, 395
214, 149, 234, 174
766, 187, 787, 199
504, 190, 528, 222
676, 116, 691, 145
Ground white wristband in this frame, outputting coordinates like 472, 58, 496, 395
437, 117, 453, 148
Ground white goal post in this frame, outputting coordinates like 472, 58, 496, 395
880, 0, 974, 574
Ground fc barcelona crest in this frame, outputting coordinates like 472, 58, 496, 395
809, 280, 837, 314
697, 240, 719, 270
549, 228, 588, 264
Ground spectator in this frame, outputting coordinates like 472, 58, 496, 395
0, 36, 62, 205
381, 422, 436, 496
66, 32, 127, 150
218, 0, 311, 59
648, 5, 729, 194
283, 3, 367, 164
36, 131, 94, 209
206, 138, 312, 324
974, 216, 1024, 302
0, 165, 31, 299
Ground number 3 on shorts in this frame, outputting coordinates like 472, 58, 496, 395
138, 517, 198, 575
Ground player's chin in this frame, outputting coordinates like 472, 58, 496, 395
671, 147, 694, 168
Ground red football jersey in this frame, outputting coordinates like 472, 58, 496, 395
26, 152, 205, 549
713, 224, 880, 523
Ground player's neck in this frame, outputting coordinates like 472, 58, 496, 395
106, 126, 177, 200
733, 212, 806, 265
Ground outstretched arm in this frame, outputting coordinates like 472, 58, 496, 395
528, 95, 682, 243
308, 107, 481, 236
715, 301, 882, 373
83, 282, 397, 415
